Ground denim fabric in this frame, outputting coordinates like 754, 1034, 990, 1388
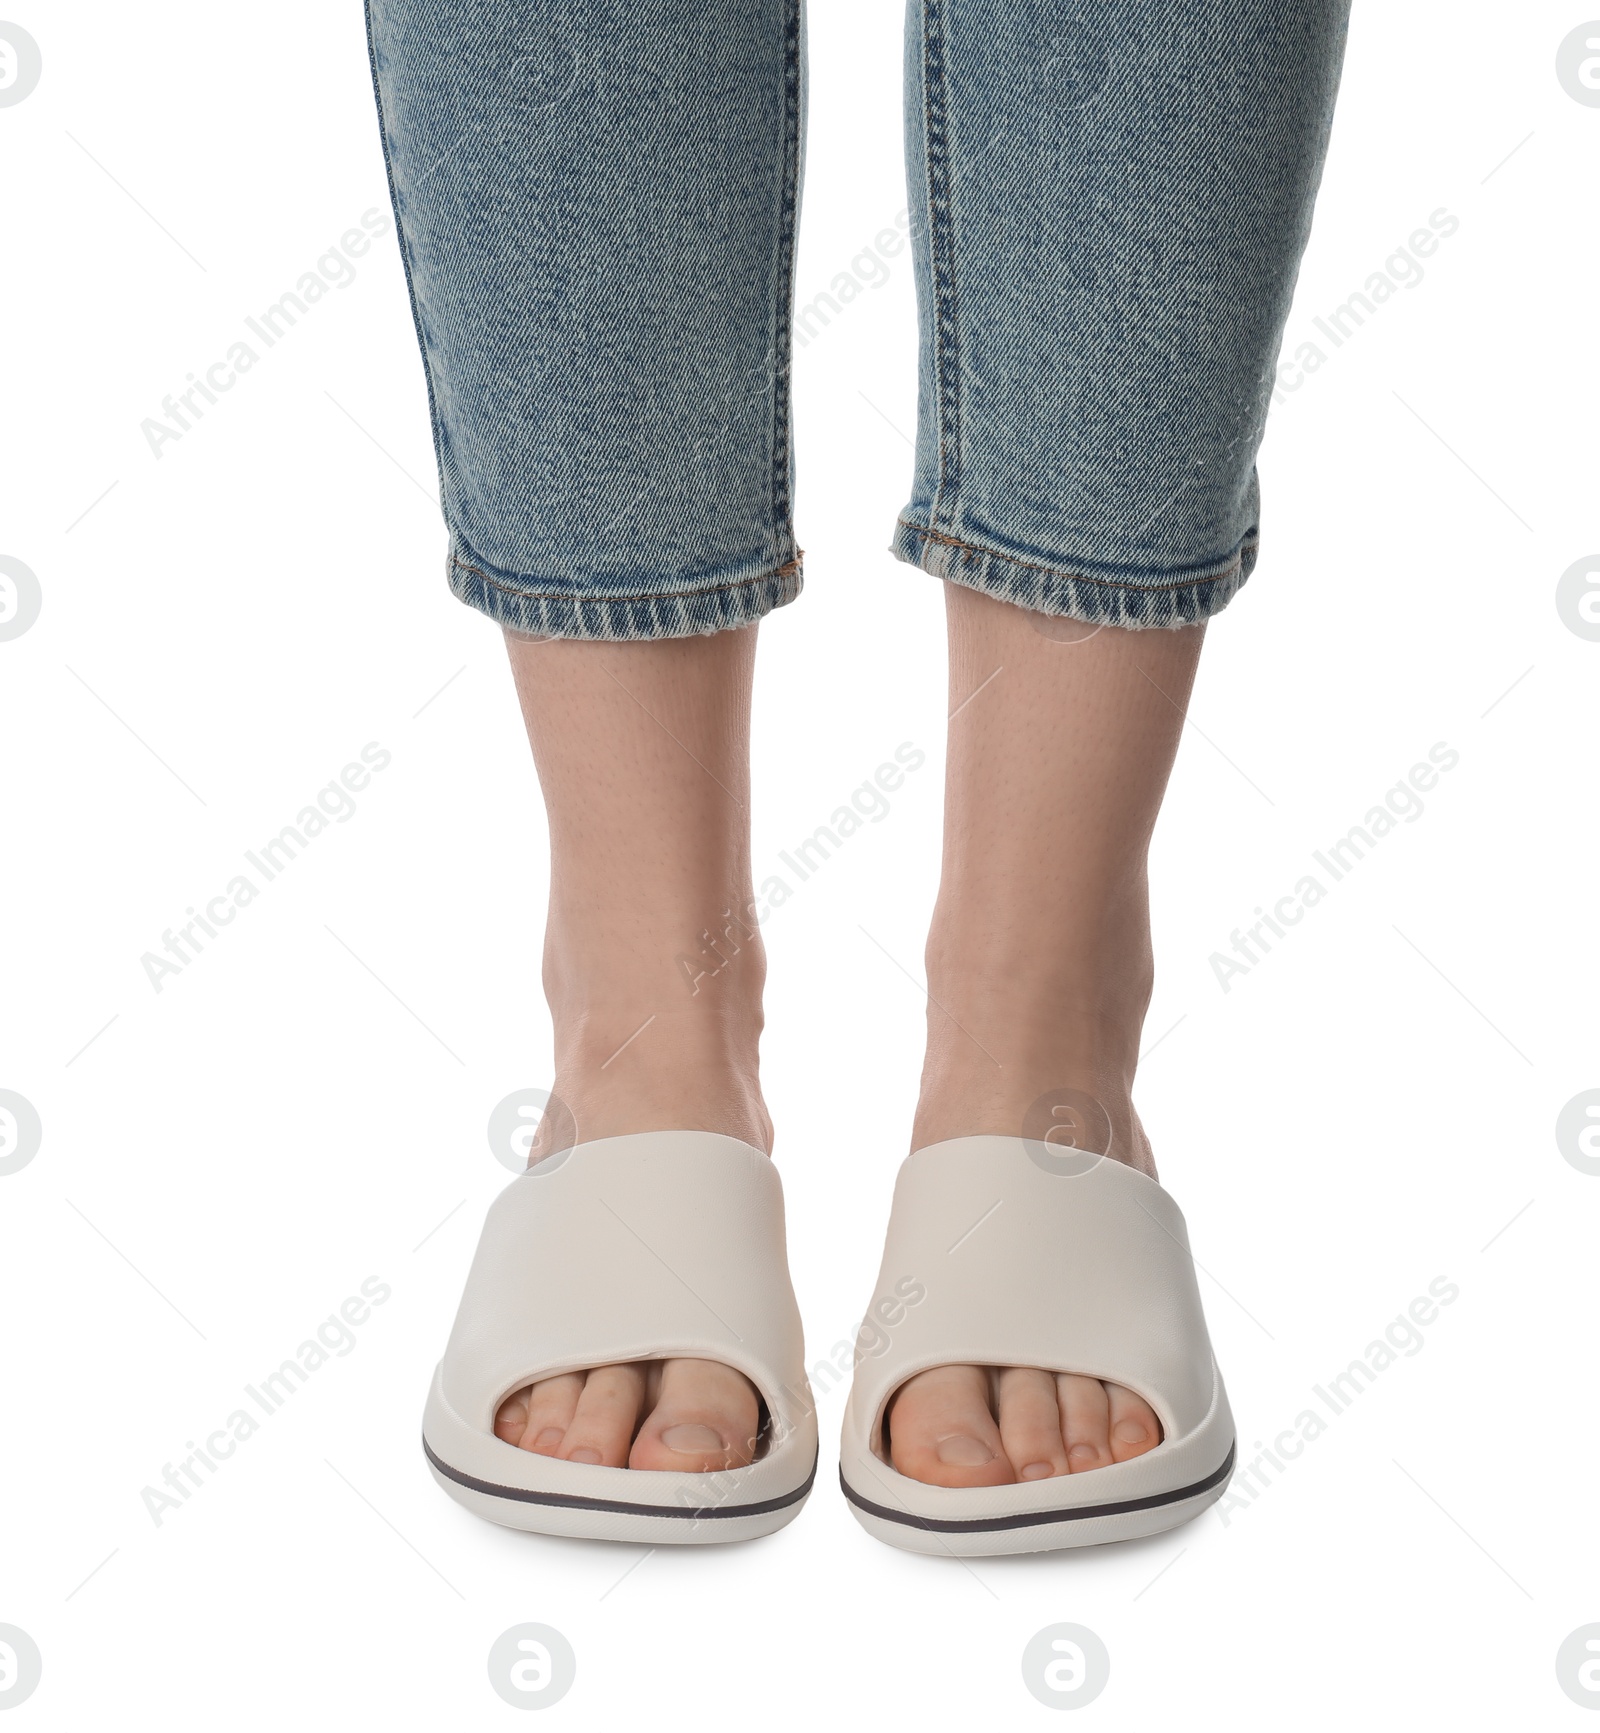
364, 0, 805, 639
897, 1, 1350, 628
365, 1, 1348, 640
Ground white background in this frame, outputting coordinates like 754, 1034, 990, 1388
3, 1, 1597, 1726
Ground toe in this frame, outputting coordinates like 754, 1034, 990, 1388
887, 1365, 1015, 1488
997, 1367, 1072, 1480
1106, 1381, 1162, 1463
493, 1388, 529, 1444
629, 1358, 761, 1472
513, 1371, 585, 1455
555, 1363, 648, 1467
1056, 1372, 1113, 1473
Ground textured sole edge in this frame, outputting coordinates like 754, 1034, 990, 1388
424, 1435, 818, 1545
840, 1441, 1234, 1556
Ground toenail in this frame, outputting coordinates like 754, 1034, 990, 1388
935, 1434, 995, 1466
566, 1447, 602, 1464
660, 1423, 725, 1454
1113, 1421, 1148, 1443
532, 1428, 564, 1450
1069, 1442, 1102, 1464
1020, 1461, 1055, 1480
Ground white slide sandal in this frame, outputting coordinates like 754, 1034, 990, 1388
839, 1136, 1235, 1555
423, 1131, 817, 1545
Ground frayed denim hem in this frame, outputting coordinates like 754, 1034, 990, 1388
891, 517, 1255, 630
447, 534, 804, 641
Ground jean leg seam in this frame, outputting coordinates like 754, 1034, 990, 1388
362, 4, 449, 516
771, 0, 804, 561
920, 0, 961, 531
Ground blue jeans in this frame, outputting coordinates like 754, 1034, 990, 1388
365, 1, 1350, 639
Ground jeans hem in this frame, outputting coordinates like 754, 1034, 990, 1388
891, 518, 1254, 630
446, 534, 803, 641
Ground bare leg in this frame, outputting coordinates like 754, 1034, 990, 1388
490, 625, 766, 1473
887, 586, 1204, 1487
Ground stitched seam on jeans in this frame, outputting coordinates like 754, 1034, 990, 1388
899, 520, 1253, 593
921, 0, 961, 528
451, 554, 803, 607
361, 4, 449, 516
769, 0, 803, 555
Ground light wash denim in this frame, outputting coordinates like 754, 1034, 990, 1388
365, 1, 1349, 639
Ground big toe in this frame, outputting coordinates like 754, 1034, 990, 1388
887, 1365, 1015, 1488
1106, 1381, 1162, 1463
629, 1358, 762, 1473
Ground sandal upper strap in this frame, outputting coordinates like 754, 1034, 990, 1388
440, 1131, 812, 1439
845, 1136, 1223, 1445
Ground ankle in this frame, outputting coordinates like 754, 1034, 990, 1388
910, 1068, 1153, 1176
910, 966, 1154, 1174
540, 985, 770, 1156
538, 1046, 772, 1154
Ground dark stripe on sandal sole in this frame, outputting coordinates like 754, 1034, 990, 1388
839, 1440, 1235, 1534
423, 1434, 818, 1521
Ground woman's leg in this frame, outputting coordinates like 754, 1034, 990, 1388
490, 627, 769, 1473
881, 0, 1351, 1485
364, 0, 803, 1473
887, 598, 1200, 1484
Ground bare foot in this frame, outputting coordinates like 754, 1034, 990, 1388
494, 1357, 762, 1472
886, 1364, 1161, 1487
